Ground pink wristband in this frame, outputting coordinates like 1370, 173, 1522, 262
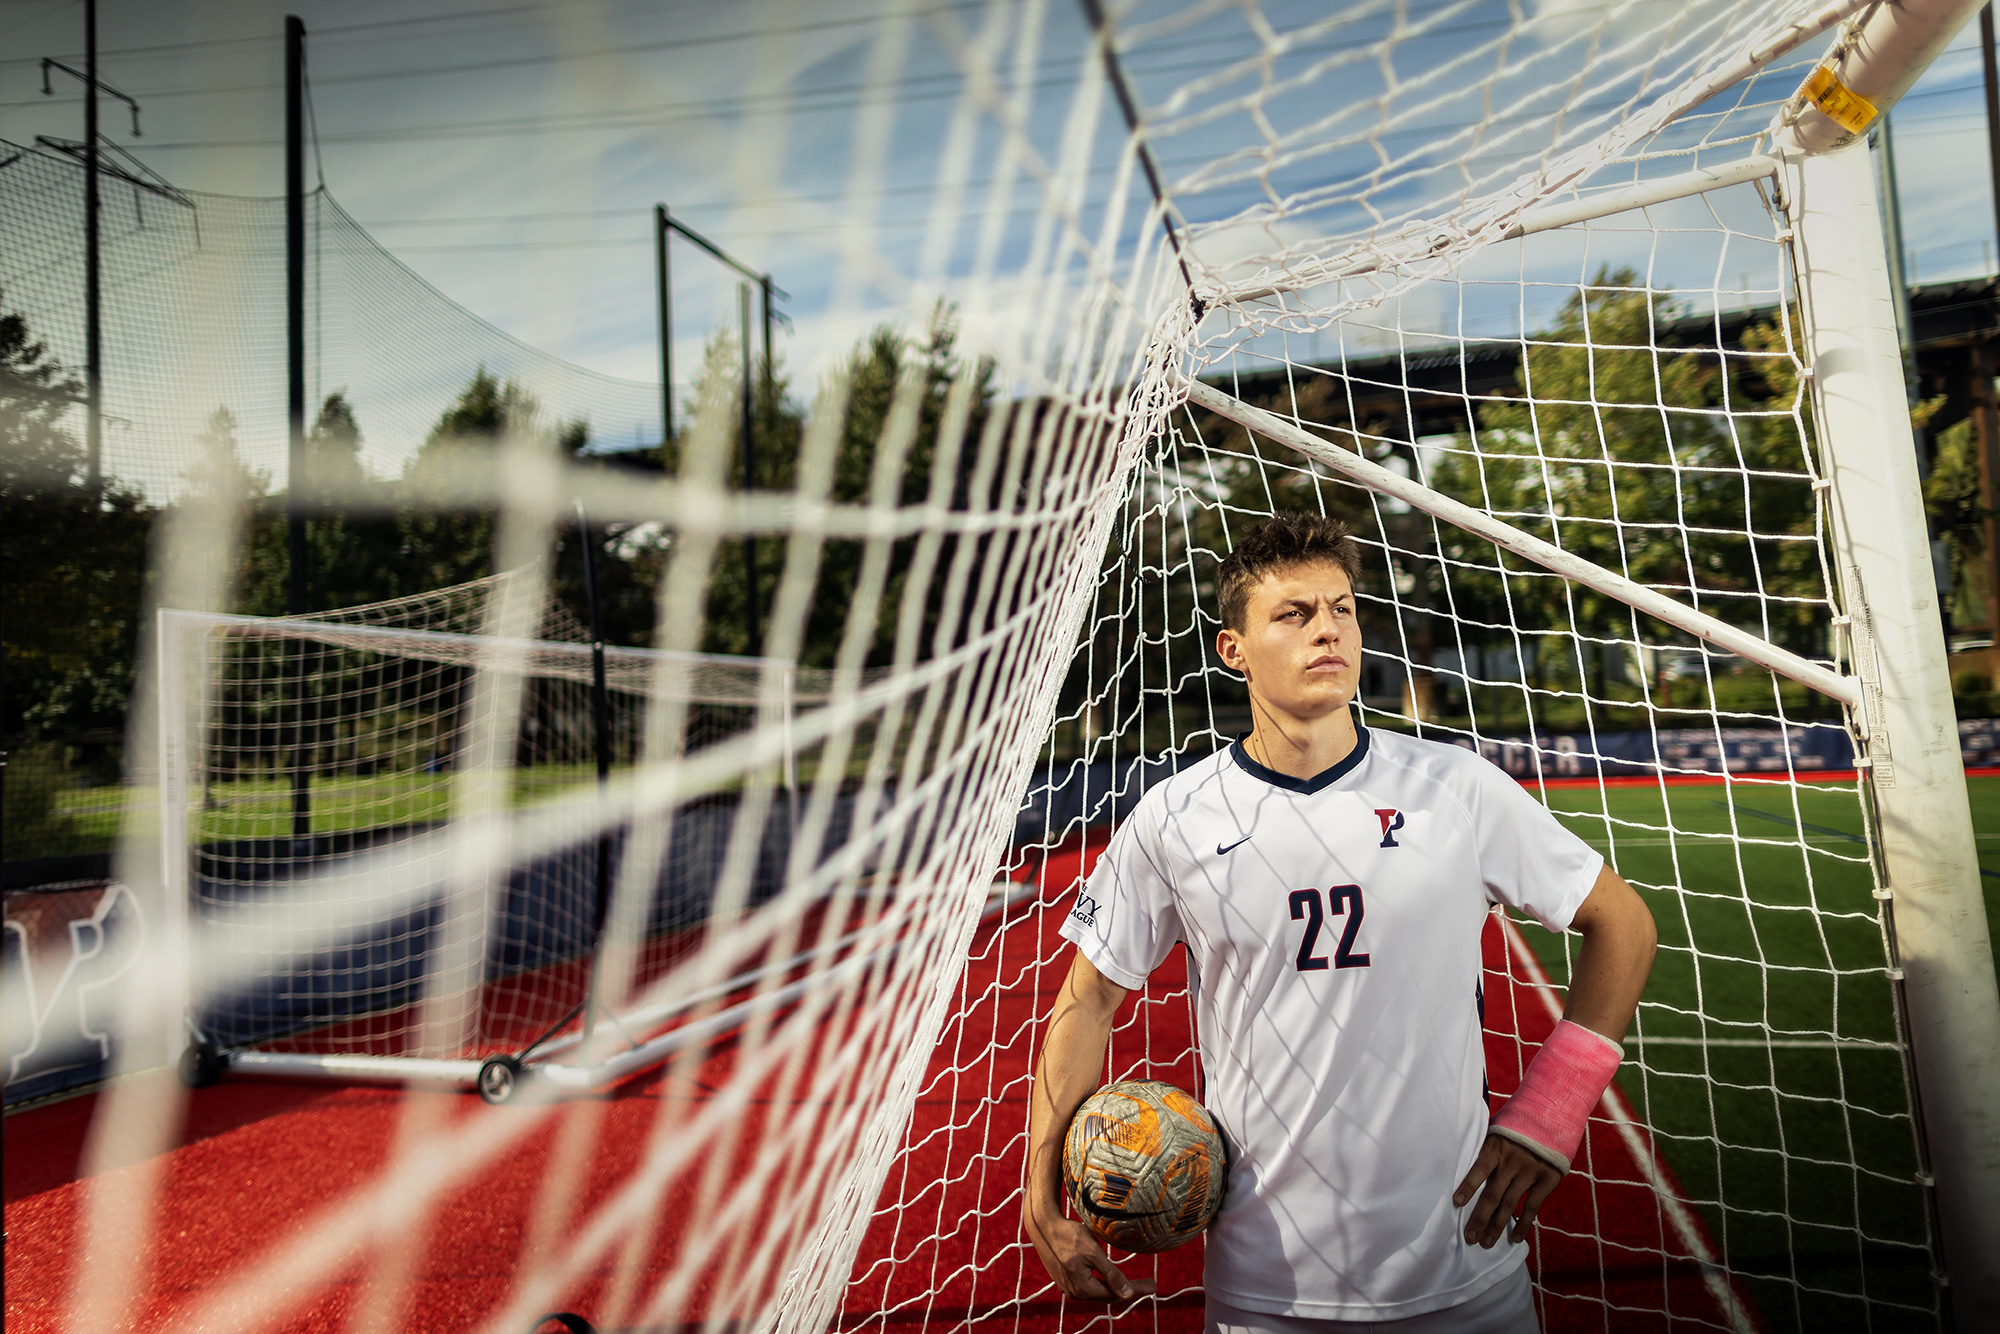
1488, 1020, 1622, 1174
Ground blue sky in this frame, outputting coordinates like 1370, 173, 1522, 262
2, 0, 1995, 485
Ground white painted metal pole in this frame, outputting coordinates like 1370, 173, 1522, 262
1222, 157, 1786, 305
1775, 0, 1986, 155
1780, 139, 2000, 1316
156, 609, 194, 1069
1498, 156, 1778, 241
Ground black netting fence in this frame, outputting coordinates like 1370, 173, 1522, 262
1, 138, 659, 500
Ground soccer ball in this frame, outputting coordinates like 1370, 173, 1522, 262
1063, 1080, 1226, 1253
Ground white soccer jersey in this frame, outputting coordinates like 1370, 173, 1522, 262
1059, 722, 1602, 1321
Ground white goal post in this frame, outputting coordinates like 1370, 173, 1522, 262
1778, 113, 2000, 1311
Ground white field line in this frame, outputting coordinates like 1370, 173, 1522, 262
1498, 917, 1757, 1334
1632, 1037, 1894, 1049
1572, 836, 1865, 848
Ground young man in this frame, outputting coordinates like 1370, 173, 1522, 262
1022, 514, 1656, 1333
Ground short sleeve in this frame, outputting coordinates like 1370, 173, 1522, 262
1458, 755, 1603, 932
1057, 794, 1184, 990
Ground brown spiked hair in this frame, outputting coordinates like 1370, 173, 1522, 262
1215, 513, 1363, 633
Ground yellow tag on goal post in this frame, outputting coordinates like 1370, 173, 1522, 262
1802, 64, 1878, 135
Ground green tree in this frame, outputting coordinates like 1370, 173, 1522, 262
804, 310, 988, 668
1, 298, 155, 779
1461, 271, 1721, 687
297, 391, 405, 614
667, 307, 992, 667
1414, 270, 1829, 713
1925, 413, 1986, 634
398, 369, 585, 595
308, 389, 368, 496
181, 406, 297, 616
181, 406, 270, 501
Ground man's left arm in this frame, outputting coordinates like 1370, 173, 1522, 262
1454, 863, 1657, 1248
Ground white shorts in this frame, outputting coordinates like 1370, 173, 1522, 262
1204, 1262, 1538, 1334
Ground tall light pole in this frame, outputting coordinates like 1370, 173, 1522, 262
286, 15, 311, 842
653, 210, 788, 655
656, 205, 672, 447
41, 8, 147, 496
83, 0, 99, 494
737, 283, 760, 655
287, 15, 307, 618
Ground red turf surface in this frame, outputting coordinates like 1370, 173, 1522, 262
4, 834, 1750, 1333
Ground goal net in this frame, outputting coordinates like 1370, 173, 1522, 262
844, 3, 1969, 1331
34, 0, 1998, 1332
162, 575, 804, 1082
855, 216, 1925, 1331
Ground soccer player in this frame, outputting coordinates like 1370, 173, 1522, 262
1022, 514, 1657, 1332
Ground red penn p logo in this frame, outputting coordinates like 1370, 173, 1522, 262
1375, 808, 1405, 848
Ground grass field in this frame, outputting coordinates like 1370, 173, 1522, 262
37, 765, 616, 852
1503, 775, 2000, 1329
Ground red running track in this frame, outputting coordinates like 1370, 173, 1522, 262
4, 834, 1753, 1333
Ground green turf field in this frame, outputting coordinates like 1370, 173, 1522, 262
183, 764, 601, 842
38, 765, 617, 852
1507, 775, 2000, 1331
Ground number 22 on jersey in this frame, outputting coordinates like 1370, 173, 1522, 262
1287, 886, 1370, 971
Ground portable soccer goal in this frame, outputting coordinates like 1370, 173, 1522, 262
57, 0, 2000, 1331
157, 577, 806, 1101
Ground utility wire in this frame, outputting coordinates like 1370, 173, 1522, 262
0, 0, 990, 68
0, 17, 1491, 110
106, 45, 1589, 153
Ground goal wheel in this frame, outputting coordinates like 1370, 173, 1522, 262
478, 1055, 525, 1105
178, 1041, 226, 1089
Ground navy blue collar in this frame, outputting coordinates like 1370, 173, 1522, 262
1229, 715, 1370, 794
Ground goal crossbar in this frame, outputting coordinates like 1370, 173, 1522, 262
1224, 155, 1786, 306
172, 608, 799, 700
1180, 378, 1860, 709
1499, 156, 1780, 242
1205, 0, 1880, 311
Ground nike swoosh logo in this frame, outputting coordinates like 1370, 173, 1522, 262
1217, 836, 1252, 855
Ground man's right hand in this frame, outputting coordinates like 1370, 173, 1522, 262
1023, 1198, 1157, 1302
1021, 952, 1155, 1304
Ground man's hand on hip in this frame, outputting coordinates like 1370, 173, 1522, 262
1454, 1132, 1562, 1248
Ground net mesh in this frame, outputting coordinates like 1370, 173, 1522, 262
840, 4, 1937, 1330
173, 576, 798, 1061
5, 0, 1955, 1331
859, 216, 1930, 1328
